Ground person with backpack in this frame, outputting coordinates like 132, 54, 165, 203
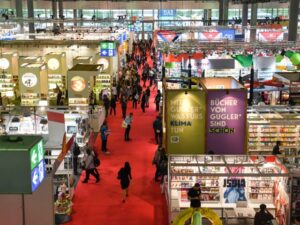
72, 139, 81, 175
152, 146, 164, 182
117, 162, 132, 203
82, 148, 100, 183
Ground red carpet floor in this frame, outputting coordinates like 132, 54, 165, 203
66, 87, 168, 225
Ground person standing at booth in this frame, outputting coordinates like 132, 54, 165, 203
272, 141, 281, 155
254, 204, 274, 225
187, 183, 201, 208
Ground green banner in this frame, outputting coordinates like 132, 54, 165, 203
100, 42, 116, 50
166, 90, 206, 154
30, 140, 44, 170
231, 54, 253, 68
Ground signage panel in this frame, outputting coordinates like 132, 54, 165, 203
30, 140, 44, 170
31, 160, 46, 192
166, 90, 206, 154
206, 90, 247, 154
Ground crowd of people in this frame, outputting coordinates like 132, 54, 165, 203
68, 38, 163, 207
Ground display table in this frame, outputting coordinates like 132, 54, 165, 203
234, 207, 256, 218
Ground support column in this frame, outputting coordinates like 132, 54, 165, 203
78, 9, 83, 26
250, 3, 257, 42
27, 0, 35, 37
52, 0, 58, 29
58, 0, 64, 29
207, 9, 212, 26
242, 3, 248, 27
15, 0, 24, 33
288, 0, 300, 42
73, 9, 77, 27
218, 0, 229, 25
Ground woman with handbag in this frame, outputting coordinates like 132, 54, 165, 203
117, 162, 132, 203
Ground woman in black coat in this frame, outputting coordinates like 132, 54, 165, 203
118, 162, 132, 203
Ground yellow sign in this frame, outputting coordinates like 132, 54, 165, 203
166, 90, 206, 154
172, 208, 222, 225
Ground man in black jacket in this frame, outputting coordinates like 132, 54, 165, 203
153, 115, 162, 145
254, 204, 274, 225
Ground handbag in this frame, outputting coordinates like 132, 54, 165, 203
122, 120, 128, 128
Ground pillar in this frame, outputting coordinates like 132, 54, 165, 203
288, 0, 300, 42
52, 0, 58, 29
250, 3, 257, 42
219, 0, 229, 25
78, 9, 83, 26
27, 0, 35, 37
15, 0, 24, 33
242, 3, 248, 27
58, 0, 64, 29
73, 9, 77, 26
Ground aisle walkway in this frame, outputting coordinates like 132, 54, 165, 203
66, 87, 168, 225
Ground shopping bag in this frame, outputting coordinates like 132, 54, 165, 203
122, 120, 128, 128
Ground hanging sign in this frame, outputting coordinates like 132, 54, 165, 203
206, 90, 247, 154
258, 31, 284, 42
22, 73, 38, 88
31, 160, 46, 192
159, 10, 176, 17
166, 90, 206, 154
198, 31, 221, 41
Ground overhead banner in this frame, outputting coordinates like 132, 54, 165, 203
166, 90, 206, 154
198, 31, 221, 41
258, 31, 284, 42
157, 30, 180, 42
206, 90, 247, 154
217, 29, 236, 41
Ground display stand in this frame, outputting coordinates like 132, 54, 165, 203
67, 64, 101, 106
247, 106, 300, 155
73, 56, 93, 66
0, 52, 18, 99
167, 154, 290, 225
45, 52, 67, 100
19, 63, 48, 106
19, 56, 43, 66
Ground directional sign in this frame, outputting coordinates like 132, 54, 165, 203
30, 140, 44, 170
100, 49, 116, 57
100, 42, 116, 50
31, 160, 46, 192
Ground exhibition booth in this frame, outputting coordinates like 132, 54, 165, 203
164, 77, 247, 155
167, 154, 290, 225
19, 63, 48, 106
67, 64, 102, 106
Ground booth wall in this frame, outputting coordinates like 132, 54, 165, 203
0, 195, 23, 225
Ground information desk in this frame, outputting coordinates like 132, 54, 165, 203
167, 155, 290, 225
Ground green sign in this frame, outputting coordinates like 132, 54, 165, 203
30, 140, 44, 170
166, 90, 206, 154
0, 135, 44, 194
100, 42, 116, 50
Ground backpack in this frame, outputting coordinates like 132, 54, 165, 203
94, 155, 100, 167
73, 142, 80, 156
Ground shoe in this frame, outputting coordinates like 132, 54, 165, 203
82, 180, 88, 183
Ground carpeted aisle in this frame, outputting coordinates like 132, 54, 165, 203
66, 85, 168, 225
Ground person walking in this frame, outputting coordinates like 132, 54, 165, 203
141, 92, 146, 113
145, 86, 150, 108
117, 162, 132, 203
110, 96, 116, 116
153, 115, 162, 145
100, 121, 110, 154
103, 94, 110, 117
132, 90, 138, 109
121, 96, 127, 119
152, 146, 163, 182
124, 113, 133, 141
112, 84, 118, 101
154, 90, 162, 112
82, 148, 100, 183
72, 140, 81, 175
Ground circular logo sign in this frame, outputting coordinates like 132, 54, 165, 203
97, 58, 109, 71
22, 73, 37, 88
0, 58, 10, 70
47, 58, 60, 70
71, 76, 86, 92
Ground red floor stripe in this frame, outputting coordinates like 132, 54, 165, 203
66, 86, 168, 224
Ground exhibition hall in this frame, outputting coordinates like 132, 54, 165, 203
0, 0, 299, 225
